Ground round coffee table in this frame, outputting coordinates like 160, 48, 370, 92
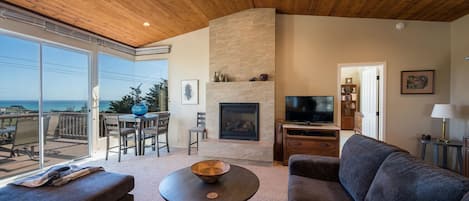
159, 165, 259, 201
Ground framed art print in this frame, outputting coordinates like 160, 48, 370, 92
345, 77, 353, 84
401, 70, 435, 94
181, 79, 199, 104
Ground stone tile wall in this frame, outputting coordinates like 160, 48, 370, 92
209, 8, 275, 82
203, 8, 276, 162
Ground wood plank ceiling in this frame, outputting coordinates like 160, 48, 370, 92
5, 0, 469, 47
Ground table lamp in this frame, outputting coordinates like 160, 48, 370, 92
431, 104, 455, 143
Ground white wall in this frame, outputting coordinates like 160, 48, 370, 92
341, 67, 361, 85
450, 14, 469, 141
140, 14, 454, 157
276, 15, 451, 155
142, 28, 209, 147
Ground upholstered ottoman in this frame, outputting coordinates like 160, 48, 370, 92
0, 171, 134, 201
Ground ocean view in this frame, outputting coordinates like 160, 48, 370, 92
0, 100, 112, 112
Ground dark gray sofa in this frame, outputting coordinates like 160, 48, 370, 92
0, 171, 134, 201
288, 134, 469, 201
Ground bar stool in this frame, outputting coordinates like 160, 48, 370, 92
142, 112, 170, 157
188, 112, 206, 155
104, 115, 137, 162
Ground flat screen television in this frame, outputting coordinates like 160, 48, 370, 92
285, 96, 334, 124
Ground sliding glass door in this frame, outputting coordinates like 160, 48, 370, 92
42, 45, 90, 166
0, 34, 40, 179
0, 32, 90, 179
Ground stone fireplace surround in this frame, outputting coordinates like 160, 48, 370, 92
199, 8, 275, 163
200, 81, 274, 162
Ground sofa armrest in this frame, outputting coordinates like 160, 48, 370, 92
288, 154, 340, 182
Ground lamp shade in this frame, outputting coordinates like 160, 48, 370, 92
431, 104, 456, 119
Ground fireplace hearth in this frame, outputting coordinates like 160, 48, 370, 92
219, 103, 259, 141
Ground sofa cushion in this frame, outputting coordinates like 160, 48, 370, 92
289, 154, 340, 182
289, 175, 353, 201
339, 134, 404, 201
365, 152, 469, 201
0, 171, 134, 201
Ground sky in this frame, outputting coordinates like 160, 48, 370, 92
0, 34, 168, 101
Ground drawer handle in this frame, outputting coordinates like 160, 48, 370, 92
320, 143, 330, 147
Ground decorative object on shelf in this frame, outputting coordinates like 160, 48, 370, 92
191, 160, 231, 183
223, 74, 229, 82
249, 77, 257, 81
431, 104, 456, 143
345, 77, 353, 84
213, 72, 220, 82
218, 73, 225, 82
130, 83, 148, 116
401, 70, 435, 94
181, 79, 199, 105
259, 74, 268, 81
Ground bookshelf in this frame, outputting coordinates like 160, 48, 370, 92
341, 84, 358, 130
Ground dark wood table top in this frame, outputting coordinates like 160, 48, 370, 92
159, 165, 260, 201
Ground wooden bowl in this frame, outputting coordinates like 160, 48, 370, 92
191, 160, 231, 183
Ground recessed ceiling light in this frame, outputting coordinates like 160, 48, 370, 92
143, 22, 150, 27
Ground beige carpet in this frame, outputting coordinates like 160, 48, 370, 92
80, 148, 289, 201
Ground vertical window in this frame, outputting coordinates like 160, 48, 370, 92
0, 34, 40, 179
42, 45, 90, 165
99, 53, 168, 114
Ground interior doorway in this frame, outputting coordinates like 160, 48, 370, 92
338, 63, 386, 141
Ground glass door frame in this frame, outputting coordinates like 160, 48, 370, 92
0, 28, 92, 170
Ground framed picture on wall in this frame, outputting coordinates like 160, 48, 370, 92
401, 70, 435, 94
345, 77, 353, 84
181, 79, 199, 104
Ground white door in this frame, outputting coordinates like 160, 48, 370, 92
360, 67, 379, 139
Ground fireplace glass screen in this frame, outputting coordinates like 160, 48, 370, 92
219, 103, 259, 141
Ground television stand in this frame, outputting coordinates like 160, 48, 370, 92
285, 121, 335, 126
282, 123, 340, 165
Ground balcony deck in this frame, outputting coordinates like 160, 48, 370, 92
0, 113, 89, 179
0, 136, 88, 179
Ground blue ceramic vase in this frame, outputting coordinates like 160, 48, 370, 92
131, 102, 148, 116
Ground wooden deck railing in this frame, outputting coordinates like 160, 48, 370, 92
0, 114, 38, 127
0, 113, 88, 140
1, 113, 153, 139
54, 112, 88, 140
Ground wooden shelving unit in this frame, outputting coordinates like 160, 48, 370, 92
341, 84, 358, 130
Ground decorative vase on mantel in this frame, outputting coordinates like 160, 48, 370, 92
131, 102, 148, 116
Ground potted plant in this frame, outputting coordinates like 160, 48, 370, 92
130, 83, 148, 116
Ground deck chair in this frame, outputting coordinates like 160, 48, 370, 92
10, 118, 39, 160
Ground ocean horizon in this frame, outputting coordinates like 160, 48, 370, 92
0, 100, 113, 112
